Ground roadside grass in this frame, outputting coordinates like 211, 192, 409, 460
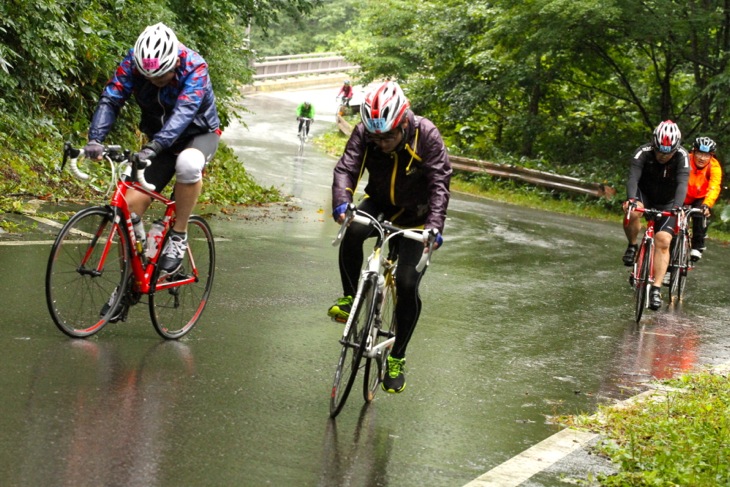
560, 370, 730, 486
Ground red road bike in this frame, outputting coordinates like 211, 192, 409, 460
626, 205, 673, 323
45, 143, 215, 339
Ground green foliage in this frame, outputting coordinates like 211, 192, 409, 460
330, 0, 730, 183
571, 371, 730, 486
201, 144, 282, 206
249, 0, 354, 56
0, 0, 319, 212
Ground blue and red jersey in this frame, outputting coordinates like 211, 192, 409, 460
88, 44, 220, 151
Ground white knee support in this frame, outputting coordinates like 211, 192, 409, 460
175, 148, 205, 184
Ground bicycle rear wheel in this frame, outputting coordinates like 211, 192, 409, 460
45, 206, 131, 337
149, 215, 215, 339
330, 275, 376, 418
364, 270, 397, 402
634, 240, 652, 323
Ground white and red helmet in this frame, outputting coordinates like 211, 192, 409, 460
360, 81, 410, 133
133, 23, 179, 78
652, 120, 682, 153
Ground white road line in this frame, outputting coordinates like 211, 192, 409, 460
0, 240, 56, 246
463, 428, 599, 486
464, 360, 730, 486
1, 215, 230, 246
0, 237, 232, 247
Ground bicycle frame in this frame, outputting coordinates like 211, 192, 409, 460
71, 147, 198, 294
337, 209, 432, 346
345, 239, 397, 360
668, 206, 704, 302
298, 117, 312, 137
63, 144, 201, 295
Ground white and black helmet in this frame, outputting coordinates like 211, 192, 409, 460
652, 120, 682, 153
133, 23, 179, 78
693, 136, 717, 153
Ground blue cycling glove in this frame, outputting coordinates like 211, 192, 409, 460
333, 202, 349, 222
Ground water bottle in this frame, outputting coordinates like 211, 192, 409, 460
145, 220, 165, 259
131, 213, 146, 255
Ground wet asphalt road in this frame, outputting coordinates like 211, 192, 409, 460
1, 85, 729, 486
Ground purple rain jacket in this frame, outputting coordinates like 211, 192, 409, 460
332, 111, 451, 232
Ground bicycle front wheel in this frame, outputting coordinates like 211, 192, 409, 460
330, 275, 376, 418
676, 236, 691, 302
149, 215, 215, 339
364, 270, 397, 402
45, 206, 131, 338
634, 240, 652, 323
668, 233, 685, 302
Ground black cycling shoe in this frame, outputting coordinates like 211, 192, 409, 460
648, 286, 662, 311
622, 244, 638, 266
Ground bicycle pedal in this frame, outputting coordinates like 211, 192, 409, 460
332, 316, 347, 324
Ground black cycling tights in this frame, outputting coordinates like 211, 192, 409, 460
338, 217, 425, 360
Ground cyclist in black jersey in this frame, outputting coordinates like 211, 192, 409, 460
622, 120, 689, 310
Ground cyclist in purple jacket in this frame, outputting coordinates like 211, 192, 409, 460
84, 23, 220, 278
329, 81, 452, 393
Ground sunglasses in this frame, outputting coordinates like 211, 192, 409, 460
654, 147, 676, 157
369, 130, 400, 143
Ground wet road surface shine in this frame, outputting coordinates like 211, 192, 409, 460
1, 87, 729, 486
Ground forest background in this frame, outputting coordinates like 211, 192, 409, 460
3, 0, 730, 230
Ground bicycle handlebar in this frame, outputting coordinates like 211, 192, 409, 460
62, 142, 156, 192
624, 203, 704, 227
332, 204, 438, 272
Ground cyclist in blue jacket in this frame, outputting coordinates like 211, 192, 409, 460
84, 22, 220, 278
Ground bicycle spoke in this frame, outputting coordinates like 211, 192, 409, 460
149, 215, 215, 339
364, 270, 397, 403
330, 277, 375, 418
46, 207, 130, 337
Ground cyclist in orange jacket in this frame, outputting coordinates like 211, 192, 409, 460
683, 136, 723, 261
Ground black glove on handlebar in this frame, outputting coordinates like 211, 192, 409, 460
134, 140, 162, 164
83, 140, 104, 160
134, 147, 156, 165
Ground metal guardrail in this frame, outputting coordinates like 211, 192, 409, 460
252, 52, 359, 80
449, 156, 616, 199
334, 115, 616, 199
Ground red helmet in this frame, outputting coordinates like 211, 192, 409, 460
360, 81, 410, 133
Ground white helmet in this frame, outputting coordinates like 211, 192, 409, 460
652, 120, 681, 153
133, 23, 179, 78
360, 81, 410, 133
